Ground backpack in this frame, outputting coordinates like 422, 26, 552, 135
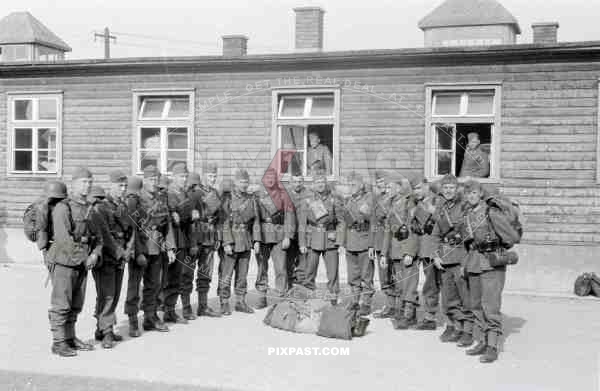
317, 305, 355, 340
574, 273, 593, 296
486, 196, 523, 249
23, 198, 54, 250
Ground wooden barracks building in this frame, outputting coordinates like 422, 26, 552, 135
0, 1, 598, 294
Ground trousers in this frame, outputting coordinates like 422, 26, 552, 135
303, 248, 339, 297
48, 263, 87, 343
256, 242, 288, 297
218, 251, 250, 299
421, 257, 441, 320
92, 259, 124, 334
441, 264, 473, 333
124, 254, 161, 316
469, 267, 506, 348
346, 250, 374, 305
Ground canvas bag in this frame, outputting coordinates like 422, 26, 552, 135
486, 196, 523, 249
317, 305, 355, 340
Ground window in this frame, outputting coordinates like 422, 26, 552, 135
425, 84, 501, 180
7, 94, 62, 175
1, 45, 30, 62
272, 88, 340, 178
133, 91, 194, 174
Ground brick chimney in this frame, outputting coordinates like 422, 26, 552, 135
222, 35, 248, 56
532, 22, 559, 44
294, 7, 325, 52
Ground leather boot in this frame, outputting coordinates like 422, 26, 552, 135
466, 340, 487, 356
220, 300, 232, 316
143, 314, 169, 332
413, 318, 437, 330
373, 295, 395, 319
67, 337, 94, 351
352, 317, 370, 337
101, 332, 115, 349
51, 341, 77, 357
163, 309, 188, 324
235, 296, 255, 314
439, 325, 456, 342
255, 295, 268, 310
479, 346, 498, 363
197, 292, 222, 317
128, 315, 141, 337
457, 332, 474, 347
182, 295, 197, 320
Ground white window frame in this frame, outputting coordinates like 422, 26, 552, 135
271, 86, 340, 181
597, 79, 600, 184
425, 82, 502, 183
132, 89, 195, 175
6, 92, 63, 177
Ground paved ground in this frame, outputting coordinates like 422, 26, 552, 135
1, 263, 599, 391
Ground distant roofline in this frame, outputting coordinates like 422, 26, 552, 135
1, 40, 599, 77
419, 21, 521, 33
0, 40, 72, 52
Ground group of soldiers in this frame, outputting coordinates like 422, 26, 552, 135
41, 158, 512, 364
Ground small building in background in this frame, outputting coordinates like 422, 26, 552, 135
0, 11, 70, 62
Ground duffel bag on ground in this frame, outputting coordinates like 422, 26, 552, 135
317, 305, 355, 340
574, 273, 593, 297
590, 273, 600, 297
265, 301, 298, 332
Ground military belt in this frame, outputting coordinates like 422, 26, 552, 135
349, 221, 370, 232
309, 222, 336, 231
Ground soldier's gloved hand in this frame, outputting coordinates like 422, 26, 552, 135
224, 244, 233, 256
299, 246, 307, 254
379, 256, 388, 269
281, 238, 290, 250
172, 212, 181, 225
368, 247, 375, 260
85, 253, 98, 270
433, 257, 445, 271
403, 254, 413, 266
167, 249, 176, 264
253, 242, 260, 254
189, 246, 199, 257
136, 254, 148, 267
191, 209, 201, 221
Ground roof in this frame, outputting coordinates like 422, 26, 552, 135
1, 41, 599, 77
0, 11, 71, 52
418, 0, 521, 34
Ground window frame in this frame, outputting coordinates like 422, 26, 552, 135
132, 89, 195, 175
597, 79, 600, 184
6, 92, 63, 177
271, 86, 341, 181
425, 83, 502, 183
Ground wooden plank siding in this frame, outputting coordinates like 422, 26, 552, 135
1, 59, 599, 248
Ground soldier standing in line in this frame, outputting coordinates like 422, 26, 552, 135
136, 165, 174, 332
339, 171, 374, 315
163, 163, 191, 324
370, 171, 395, 318
299, 170, 344, 305
286, 175, 312, 287
411, 177, 443, 330
219, 169, 261, 315
45, 167, 103, 357
88, 184, 128, 349
430, 174, 474, 345
381, 175, 420, 329
155, 175, 171, 314
186, 163, 223, 318
254, 167, 296, 308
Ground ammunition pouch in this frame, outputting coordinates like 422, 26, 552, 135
349, 221, 370, 232
442, 232, 462, 246
264, 211, 284, 225
394, 225, 409, 241
475, 239, 500, 253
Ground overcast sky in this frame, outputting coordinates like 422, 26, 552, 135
3, 0, 600, 59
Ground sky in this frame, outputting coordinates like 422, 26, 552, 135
2, 0, 600, 59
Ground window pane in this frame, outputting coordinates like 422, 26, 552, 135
14, 100, 32, 120
168, 98, 190, 118
14, 151, 32, 171
141, 99, 167, 118
167, 128, 188, 149
467, 92, 494, 115
280, 125, 305, 150
280, 98, 305, 117
285, 151, 304, 177
38, 150, 57, 172
141, 128, 161, 149
310, 96, 334, 117
433, 94, 461, 115
15, 128, 32, 148
436, 151, 453, 176
167, 151, 187, 172
436, 125, 453, 150
39, 98, 57, 120
38, 128, 56, 149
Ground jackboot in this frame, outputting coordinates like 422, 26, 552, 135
439, 325, 456, 342
196, 292, 222, 317
128, 315, 141, 337
352, 317, 370, 337
96, 328, 123, 341
101, 332, 115, 349
479, 346, 499, 363
182, 295, 197, 320
67, 337, 94, 351
457, 332, 474, 347
163, 309, 188, 324
413, 318, 437, 330
143, 314, 169, 332
466, 340, 487, 356
255, 295, 268, 310
235, 296, 255, 314
373, 295, 395, 319
220, 299, 232, 316
51, 341, 77, 357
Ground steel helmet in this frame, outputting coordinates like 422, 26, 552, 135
45, 181, 68, 199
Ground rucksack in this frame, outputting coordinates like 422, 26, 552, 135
23, 198, 52, 250
317, 305, 355, 340
574, 273, 593, 296
486, 196, 523, 249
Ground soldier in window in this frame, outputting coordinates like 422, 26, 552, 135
307, 130, 332, 176
459, 132, 490, 178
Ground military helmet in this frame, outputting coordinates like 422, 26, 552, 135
187, 172, 202, 187
45, 180, 68, 199
221, 178, 234, 193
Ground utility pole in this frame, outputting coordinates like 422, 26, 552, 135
94, 27, 117, 59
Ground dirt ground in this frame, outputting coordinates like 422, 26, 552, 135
0, 263, 599, 391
